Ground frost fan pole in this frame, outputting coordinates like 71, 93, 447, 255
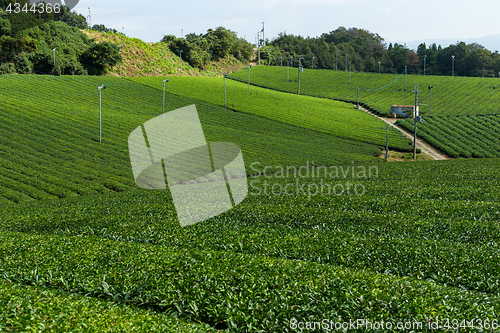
428, 85, 433, 118
98, 84, 108, 143
356, 87, 359, 109
118, 45, 124, 78
162, 79, 169, 117
223, 72, 228, 108
412, 84, 421, 159
297, 55, 303, 95
405, 66, 407, 91
248, 65, 251, 94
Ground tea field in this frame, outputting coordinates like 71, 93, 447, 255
131, 76, 413, 151
226, 66, 500, 117
398, 115, 500, 158
1, 74, 500, 331
0, 74, 383, 204
0, 158, 499, 331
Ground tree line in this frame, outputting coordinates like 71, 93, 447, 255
0, 1, 121, 75
1, 0, 253, 75
262, 27, 500, 77
161, 27, 253, 69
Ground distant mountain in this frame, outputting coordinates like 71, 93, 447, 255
394, 34, 500, 52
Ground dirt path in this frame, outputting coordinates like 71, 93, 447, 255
358, 106, 448, 160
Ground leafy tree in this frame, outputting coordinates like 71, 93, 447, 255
91, 24, 118, 34
80, 41, 121, 75
55, 6, 87, 29
161, 27, 252, 69
205, 26, 238, 60
271, 27, 391, 73
0, 13, 11, 37
387, 43, 410, 73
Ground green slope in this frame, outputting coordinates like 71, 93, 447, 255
227, 66, 500, 117
0, 74, 381, 203
131, 76, 413, 151
83, 30, 249, 77
0, 158, 499, 331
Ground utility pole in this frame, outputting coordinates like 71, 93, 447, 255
257, 31, 261, 66
280, 56, 283, 66
345, 54, 348, 72
423, 55, 427, 76
162, 79, 169, 117
385, 125, 390, 159
378, 61, 381, 73
88, 7, 91, 29
261, 22, 265, 46
297, 55, 303, 95
411, 84, 425, 159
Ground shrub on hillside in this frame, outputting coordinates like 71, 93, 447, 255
0, 61, 14, 74
80, 41, 121, 75
13, 54, 32, 74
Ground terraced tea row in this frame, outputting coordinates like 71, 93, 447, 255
226, 66, 500, 117
131, 76, 413, 151
398, 115, 500, 158
0, 74, 381, 203
0, 158, 499, 331
0, 281, 212, 332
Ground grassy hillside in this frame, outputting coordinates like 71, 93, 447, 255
227, 66, 500, 117
0, 74, 382, 203
83, 31, 249, 77
0, 158, 499, 331
131, 76, 414, 151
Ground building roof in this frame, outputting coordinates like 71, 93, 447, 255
391, 105, 415, 108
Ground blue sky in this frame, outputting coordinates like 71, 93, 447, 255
74, 0, 500, 48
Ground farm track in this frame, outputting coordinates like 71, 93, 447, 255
358, 106, 448, 160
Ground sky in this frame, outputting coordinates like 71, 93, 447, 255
74, 0, 500, 48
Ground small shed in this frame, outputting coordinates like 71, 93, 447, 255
390, 105, 418, 118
